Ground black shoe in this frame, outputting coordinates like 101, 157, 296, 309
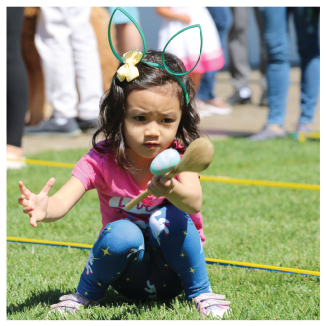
259, 91, 268, 107
227, 90, 252, 105
24, 117, 82, 137
76, 118, 99, 134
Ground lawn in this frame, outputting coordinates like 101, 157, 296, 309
6, 137, 320, 320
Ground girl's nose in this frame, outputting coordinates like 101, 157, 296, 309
144, 121, 160, 137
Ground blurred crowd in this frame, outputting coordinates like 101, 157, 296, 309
7, 7, 320, 169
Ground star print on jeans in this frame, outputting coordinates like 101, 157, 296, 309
102, 247, 111, 256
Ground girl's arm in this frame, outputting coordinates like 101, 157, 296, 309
18, 176, 86, 227
156, 7, 191, 25
147, 171, 202, 214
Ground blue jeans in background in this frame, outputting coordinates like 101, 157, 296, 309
259, 7, 320, 126
197, 7, 231, 101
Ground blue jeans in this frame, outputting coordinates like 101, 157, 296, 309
77, 205, 211, 301
197, 7, 231, 101
259, 7, 320, 126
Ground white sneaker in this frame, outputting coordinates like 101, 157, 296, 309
198, 100, 233, 115
195, 100, 214, 119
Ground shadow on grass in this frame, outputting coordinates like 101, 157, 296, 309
7, 286, 180, 319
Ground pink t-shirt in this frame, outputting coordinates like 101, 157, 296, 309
72, 140, 206, 244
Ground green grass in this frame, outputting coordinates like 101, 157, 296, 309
7, 138, 320, 320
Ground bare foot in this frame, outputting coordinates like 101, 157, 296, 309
7, 144, 23, 158
7, 145, 26, 169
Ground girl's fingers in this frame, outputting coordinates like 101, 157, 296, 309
147, 178, 157, 190
19, 181, 32, 199
40, 177, 55, 196
18, 195, 29, 207
23, 206, 34, 214
159, 174, 171, 186
151, 175, 160, 187
29, 216, 37, 228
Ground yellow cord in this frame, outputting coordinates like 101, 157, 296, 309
200, 176, 320, 191
7, 158, 320, 191
7, 237, 319, 277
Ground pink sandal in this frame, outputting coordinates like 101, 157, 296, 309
49, 293, 98, 314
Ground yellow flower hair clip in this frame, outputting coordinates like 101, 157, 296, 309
116, 49, 143, 82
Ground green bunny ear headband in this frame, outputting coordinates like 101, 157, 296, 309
108, 7, 203, 106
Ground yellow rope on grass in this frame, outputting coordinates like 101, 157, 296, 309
200, 176, 320, 191
7, 157, 75, 169
7, 237, 319, 277
7, 157, 319, 191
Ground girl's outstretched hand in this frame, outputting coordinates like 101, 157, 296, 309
18, 178, 55, 228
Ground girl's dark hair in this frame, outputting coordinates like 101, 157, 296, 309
92, 49, 202, 172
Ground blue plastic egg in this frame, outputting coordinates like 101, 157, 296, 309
150, 148, 181, 175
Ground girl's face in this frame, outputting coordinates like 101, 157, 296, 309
123, 85, 182, 164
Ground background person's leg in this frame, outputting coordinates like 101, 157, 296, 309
115, 23, 143, 55
248, 7, 289, 141
7, 7, 28, 169
197, 70, 216, 102
107, 7, 142, 56
198, 6, 231, 103
197, 7, 232, 114
35, 7, 78, 119
7, 8, 28, 149
25, 7, 81, 136
207, 7, 231, 54
254, 7, 268, 106
292, 7, 320, 130
227, 7, 252, 105
260, 7, 289, 127
69, 7, 103, 123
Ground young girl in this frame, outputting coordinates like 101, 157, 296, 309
18, 27, 231, 320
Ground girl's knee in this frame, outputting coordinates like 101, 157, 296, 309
97, 219, 144, 254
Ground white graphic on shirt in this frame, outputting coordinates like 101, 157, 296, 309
144, 279, 157, 299
85, 250, 94, 275
149, 211, 170, 246
109, 197, 158, 215
199, 237, 203, 254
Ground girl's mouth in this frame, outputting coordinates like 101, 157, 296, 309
143, 143, 159, 149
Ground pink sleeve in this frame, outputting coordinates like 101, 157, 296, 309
189, 212, 206, 245
72, 149, 105, 191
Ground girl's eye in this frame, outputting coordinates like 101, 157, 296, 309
134, 116, 146, 122
162, 118, 173, 123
